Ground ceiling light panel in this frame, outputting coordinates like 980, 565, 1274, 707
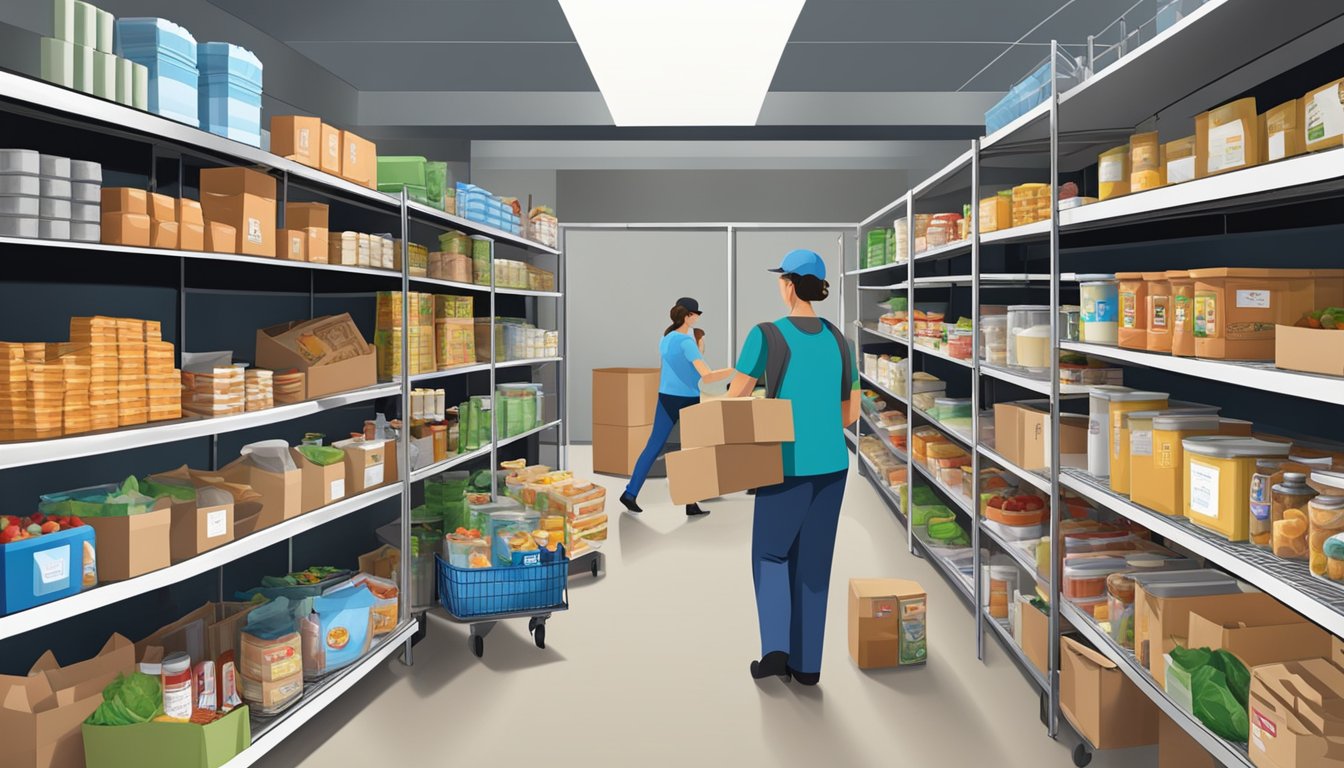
558, 0, 805, 126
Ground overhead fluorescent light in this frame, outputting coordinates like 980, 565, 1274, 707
558, 0, 805, 127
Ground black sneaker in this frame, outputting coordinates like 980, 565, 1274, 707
751, 651, 791, 681
788, 667, 820, 686
619, 493, 643, 513
686, 503, 710, 516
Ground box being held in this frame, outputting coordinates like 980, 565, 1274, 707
679, 397, 794, 450
666, 443, 783, 505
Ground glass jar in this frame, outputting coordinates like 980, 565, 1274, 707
1249, 459, 1284, 550
1106, 572, 1137, 649
1309, 494, 1344, 578
1271, 473, 1318, 560
1060, 305, 1081, 342
980, 315, 1008, 366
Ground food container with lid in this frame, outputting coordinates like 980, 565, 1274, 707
1063, 530, 1140, 554
1115, 272, 1148, 350
1183, 436, 1293, 541
1166, 271, 1197, 357
1142, 272, 1173, 352
1007, 305, 1050, 369
1107, 391, 1170, 494
1270, 473, 1316, 560
979, 314, 1008, 366
1080, 276, 1119, 345
1107, 572, 1137, 648
1087, 386, 1131, 477
1250, 459, 1286, 549
982, 555, 1018, 620
1189, 268, 1317, 360
1130, 411, 1221, 516
933, 397, 972, 421
1060, 305, 1081, 342
1325, 532, 1344, 583
1311, 494, 1344, 580
1063, 556, 1129, 600
947, 329, 973, 360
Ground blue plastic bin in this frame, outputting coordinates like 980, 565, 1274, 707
115, 17, 197, 63
199, 74, 262, 146
197, 42, 263, 84
118, 26, 199, 127
436, 554, 567, 618
0, 525, 96, 615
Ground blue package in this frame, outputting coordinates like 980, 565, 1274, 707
305, 583, 376, 677
0, 525, 96, 615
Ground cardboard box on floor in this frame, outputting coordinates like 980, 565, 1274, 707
1159, 711, 1215, 768
666, 443, 783, 505
848, 578, 927, 669
592, 422, 653, 476
291, 447, 346, 512
0, 634, 136, 768
254, 313, 376, 400
1187, 599, 1332, 671
592, 368, 659, 427
82, 498, 171, 581
1249, 658, 1344, 768
198, 167, 276, 258
1060, 636, 1159, 750
679, 398, 794, 450
1135, 586, 1280, 687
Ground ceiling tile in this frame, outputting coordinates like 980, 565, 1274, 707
289, 41, 596, 91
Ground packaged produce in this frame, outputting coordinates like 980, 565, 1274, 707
1130, 411, 1221, 517
1165, 645, 1250, 742
1098, 145, 1130, 200
1303, 78, 1344, 153
444, 528, 490, 568
1196, 97, 1260, 178
1129, 132, 1164, 191
350, 573, 399, 635
1184, 436, 1292, 541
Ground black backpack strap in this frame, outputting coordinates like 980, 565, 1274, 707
821, 318, 855, 401
756, 321, 790, 399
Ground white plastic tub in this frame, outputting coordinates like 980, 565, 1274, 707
71, 202, 99, 223
0, 149, 39, 175
70, 221, 100, 242
39, 198, 71, 220
0, 174, 41, 196
0, 215, 40, 238
39, 218, 71, 240
70, 181, 99, 203
0, 196, 38, 217
69, 160, 102, 182
39, 177, 71, 199
39, 154, 71, 179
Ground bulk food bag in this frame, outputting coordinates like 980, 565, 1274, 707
300, 583, 376, 678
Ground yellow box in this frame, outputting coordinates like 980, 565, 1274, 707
1107, 391, 1169, 495
1130, 412, 1221, 516
1129, 132, 1165, 192
1184, 437, 1292, 541
978, 195, 1011, 233
1098, 145, 1130, 200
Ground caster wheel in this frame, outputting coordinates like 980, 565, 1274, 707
410, 614, 428, 647
533, 624, 546, 649
591, 559, 600, 577
1072, 743, 1092, 767
470, 634, 484, 658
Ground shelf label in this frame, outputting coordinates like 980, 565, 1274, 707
247, 217, 262, 245
365, 465, 384, 488
206, 509, 228, 539
1189, 461, 1221, 519
331, 478, 346, 501
1207, 119, 1247, 173
33, 548, 71, 594
1236, 289, 1270, 309
1131, 429, 1153, 457
298, 127, 311, 153
1268, 131, 1287, 161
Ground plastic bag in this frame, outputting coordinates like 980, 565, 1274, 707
243, 596, 303, 640
86, 673, 162, 725
297, 444, 345, 466
1170, 645, 1251, 742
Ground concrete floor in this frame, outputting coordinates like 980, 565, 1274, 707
256, 446, 1153, 768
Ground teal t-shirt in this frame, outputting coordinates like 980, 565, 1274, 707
659, 331, 703, 397
735, 318, 859, 477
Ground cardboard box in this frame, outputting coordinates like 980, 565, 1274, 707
285, 202, 328, 231
679, 398, 794, 450
136, 602, 255, 665
0, 634, 134, 768
666, 443, 783, 505
100, 188, 146, 215
320, 122, 341, 175
332, 438, 387, 494
149, 220, 178, 249
592, 422, 653, 476
1159, 711, 1215, 768
592, 367, 659, 427
1262, 98, 1307, 162
82, 704, 249, 768
1304, 78, 1344, 153
1059, 636, 1159, 749
240, 672, 302, 713
254, 314, 376, 400
1249, 658, 1344, 768
177, 198, 204, 226
100, 212, 150, 247
157, 481, 236, 563
1135, 587, 1279, 687
147, 192, 174, 222
220, 457, 301, 530
81, 499, 170, 581
1021, 411, 1088, 471
993, 402, 1025, 466
205, 221, 236, 254
1187, 600, 1332, 670
277, 228, 306, 261
178, 221, 204, 251
340, 130, 376, 188
291, 447, 346, 512
848, 578, 927, 669
1195, 97, 1260, 179
270, 115, 322, 167
199, 167, 276, 258
1277, 324, 1344, 377
239, 630, 302, 681
1017, 592, 1049, 675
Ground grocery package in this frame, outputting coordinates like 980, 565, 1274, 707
374, 291, 435, 378
848, 578, 927, 669
979, 192, 1011, 233
141, 465, 255, 562
1129, 132, 1164, 192
444, 528, 490, 568
220, 440, 301, 529
300, 582, 376, 677
198, 167, 275, 257
181, 352, 244, 417
254, 313, 375, 400
197, 42, 262, 146
528, 205, 559, 248
0, 149, 101, 242
1164, 135, 1197, 184
1098, 145, 1130, 200
39, 477, 170, 581
326, 230, 394, 269
0, 510, 96, 615
1276, 303, 1344, 377
43, 1, 147, 107
1011, 183, 1050, 227
115, 17, 199, 125
1130, 411, 1221, 517
1303, 77, 1344, 153
1196, 97, 1260, 178
456, 182, 522, 235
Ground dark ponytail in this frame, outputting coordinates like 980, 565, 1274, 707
664, 305, 691, 336
783, 273, 830, 302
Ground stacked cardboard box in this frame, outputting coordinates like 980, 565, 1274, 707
59, 351, 91, 434
591, 368, 659, 476
69, 316, 120, 431
145, 322, 179, 422
666, 398, 793, 504
182, 366, 244, 416
286, 202, 328, 264
177, 198, 204, 251
147, 191, 178, 249
199, 167, 276, 258
0, 344, 30, 440
374, 291, 435, 378
434, 295, 475, 369
114, 318, 147, 426
245, 368, 273, 411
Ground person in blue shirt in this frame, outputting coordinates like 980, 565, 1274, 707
619, 298, 733, 517
727, 249, 860, 686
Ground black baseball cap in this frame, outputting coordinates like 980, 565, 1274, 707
676, 297, 703, 315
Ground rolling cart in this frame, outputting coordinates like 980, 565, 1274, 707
436, 553, 569, 658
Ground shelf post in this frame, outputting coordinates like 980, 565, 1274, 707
489, 239, 498, 498
398, 189, 413, 666
1047, 39, 1064, 739
905, 193, 917, 557
970, 138, 984, 662
558, 231, 568, 472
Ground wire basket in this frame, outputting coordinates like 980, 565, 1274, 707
436, 554, 569, 619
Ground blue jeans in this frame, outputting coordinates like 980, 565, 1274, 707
624, 393, 700, 498
752, 470, 848, 674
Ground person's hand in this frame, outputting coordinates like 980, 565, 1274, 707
706, 367, 735, 383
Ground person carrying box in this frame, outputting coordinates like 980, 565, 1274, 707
728, 249, 860, 686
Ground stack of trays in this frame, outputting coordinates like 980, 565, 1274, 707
0, 149, 40, 238
25, 360, 65, 439
38, 154, 72, 241
59, 353, 91, 435
244, 368, 273, 411
146, 324, 180, 422
69, 316, 120, 432
197, 42, 263, 147
116, 17, 199, 126
0, 344, 32, 441
273, 371, 304, 404
182, 366, 243, 417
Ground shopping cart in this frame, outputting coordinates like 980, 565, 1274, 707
435, 553, 569, 658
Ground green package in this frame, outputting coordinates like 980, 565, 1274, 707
82, 706, 251, 768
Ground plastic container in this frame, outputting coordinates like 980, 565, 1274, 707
1250, 459, 1286, 550
933, 397, 972, 421
1142, 272, 1173, 352
1107, 391, 1170, 494
1183, 436, 1293, 541
71, 222, 99, 242
1189, 268, 1315, 360
1007, 305, 1051, 369
0, 215, 38, 238
488, 509, 542, 566
37, 195, 68, 219
1098, 145, 1130, 200
1131, 569, 1241, 599
1166, 270, 1196, 357
1131, 412, 1221, 516
983, 555, 1018, 620
979, 314, 1008, 366
69, 160, 102, 183
0, 149, 40, 175
39, 177, 70, 199
38, 154, 70, 179
1086, 386, 1131, 477
0, 524, 97, 615
1311, 493, 1344, 580
1063, 556, 1129, 600
1060, 305, 1081, 342
0, 196, 38, 217
1115, 272, 1148, 350
1107, 572, 1137, 648
1064, 530, 1140, 554
71, 181, 99, 203
71, 202, 99, 223
0, 174, 41, 197
1270, 473, 1316, 560
39, 219, 70, 240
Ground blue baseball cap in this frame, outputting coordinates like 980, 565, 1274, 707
769, 249, 827, 281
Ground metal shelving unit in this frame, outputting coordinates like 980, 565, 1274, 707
0, 63, 567, 768
845, 3, 1344, 764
